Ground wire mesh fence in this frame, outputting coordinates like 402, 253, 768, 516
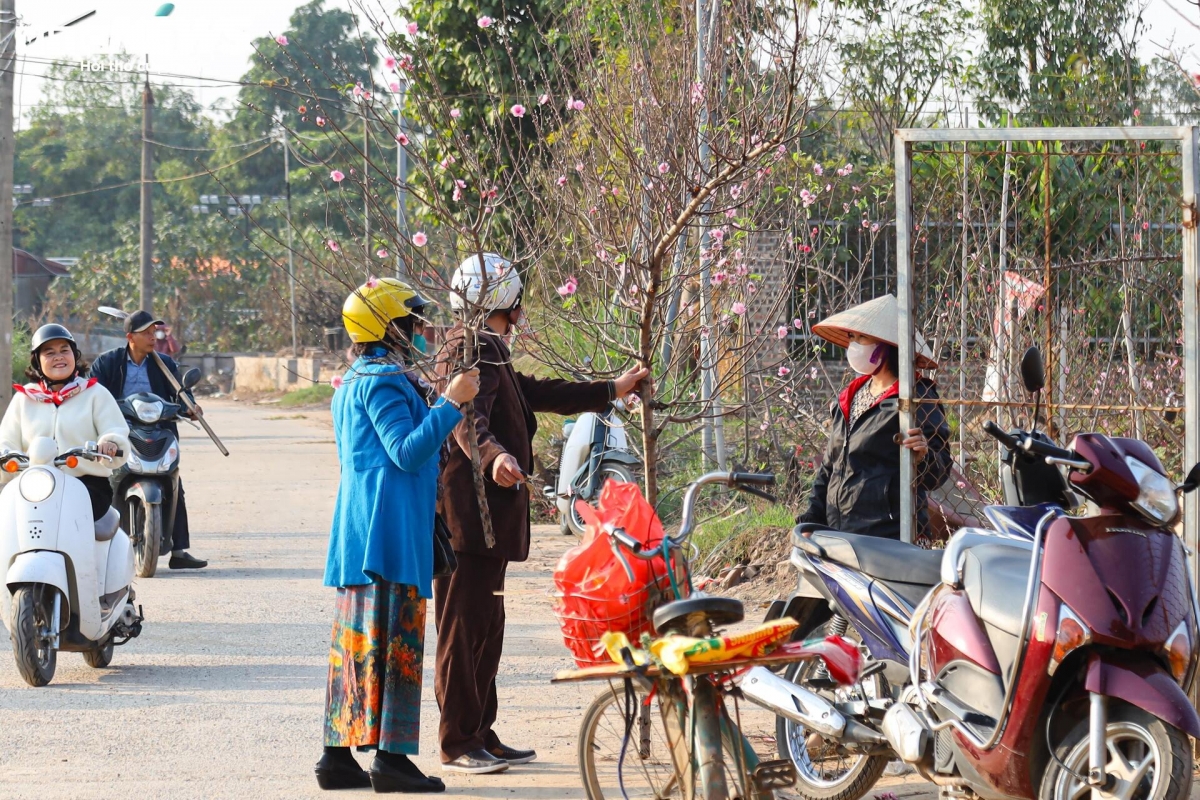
897, 127, 1199, 546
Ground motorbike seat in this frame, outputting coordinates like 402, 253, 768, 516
795, 528, 942, 587
94, 507, 120, 542
653, 595, 744, 635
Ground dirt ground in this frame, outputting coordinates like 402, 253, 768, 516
0, 399, 1192, 799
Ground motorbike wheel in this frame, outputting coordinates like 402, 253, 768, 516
1041, 702, 1190, 800
82, 639, 114, 669
566, 463, 637, 536
10, 585, 57, 687
131, 498, 162, 579
775, 624, 888, 800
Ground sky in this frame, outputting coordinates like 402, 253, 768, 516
13, 0, 1200, 124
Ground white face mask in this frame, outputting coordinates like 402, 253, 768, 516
846, 341, 886, 375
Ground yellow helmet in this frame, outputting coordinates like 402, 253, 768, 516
342, 277, 418, 343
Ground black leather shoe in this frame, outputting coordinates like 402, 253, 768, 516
369, 757, 446, 793
315, 754, 372, 790
441, 749, 509, 774
169, 552, 208, 570
488, 742, 537, 765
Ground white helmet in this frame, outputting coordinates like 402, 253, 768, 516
450, 252, 523, 314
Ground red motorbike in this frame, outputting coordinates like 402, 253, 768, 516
881, 348, 1200, 800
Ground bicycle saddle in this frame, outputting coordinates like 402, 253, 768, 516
653, 595, 744, 635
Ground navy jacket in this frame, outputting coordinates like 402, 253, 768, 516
89, 347, 193, 436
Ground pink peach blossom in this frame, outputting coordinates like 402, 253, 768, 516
412, 232, 428, 247
776, 326, 788, 339
275, 35, 288, 46
477, 16, 493, 28
406, 22, 419, 36
510, 104, 526, 118
778, 366, 791, 377
326, 239, 340, 252
658, 162, 669, 174
376, 249, 388, 258
331, 376, 344, 389
330, 169, 345, 182
732, 302, 746, 315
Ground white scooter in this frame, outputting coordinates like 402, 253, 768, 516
0, 438, 143, 686
545, 401, 642, 536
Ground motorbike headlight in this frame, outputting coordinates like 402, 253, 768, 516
132, 399, 164, 423
1125, 456, 1179, 525
19, 468, 55, 503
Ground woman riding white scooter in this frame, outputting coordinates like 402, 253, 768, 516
0, 324, 130, 517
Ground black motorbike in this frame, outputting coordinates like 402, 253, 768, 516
112, 369, 201, 577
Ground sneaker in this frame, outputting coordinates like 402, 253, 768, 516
441, 750, 509, 775
488, 742, 537, 765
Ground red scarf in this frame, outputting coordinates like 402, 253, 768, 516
13, 377, 97, 406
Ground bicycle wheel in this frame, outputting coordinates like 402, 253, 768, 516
579, 683, 683, 799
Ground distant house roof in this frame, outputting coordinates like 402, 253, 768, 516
14, 249, 70, 278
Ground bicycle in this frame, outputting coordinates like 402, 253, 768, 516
555, 471, 856, 800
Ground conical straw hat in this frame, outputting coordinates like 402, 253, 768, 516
812, 294, 938, 370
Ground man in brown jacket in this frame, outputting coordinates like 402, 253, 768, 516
433, 253, 648, 774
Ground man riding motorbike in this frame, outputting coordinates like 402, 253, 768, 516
90, 311, 207, 570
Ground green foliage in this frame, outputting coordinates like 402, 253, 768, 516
976, 0, 1146, 124
14, 58, 209, 258
278, 383, 335, 407
11, 326, 30, 386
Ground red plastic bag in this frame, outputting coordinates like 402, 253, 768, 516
553, 481, 679, 667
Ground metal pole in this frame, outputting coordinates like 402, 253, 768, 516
1179, 127, 1200, 720
894, 134, 915, 544
395, 82, 407, 279
284, 129, 298, 356
0, 0, 14, 408
363, 113, 369, 267
695, 0, 725, 470
140, 78, 154, 313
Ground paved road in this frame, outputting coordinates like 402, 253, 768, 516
0, 400, 954, 799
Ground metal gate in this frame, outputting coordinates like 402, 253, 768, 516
893, 126, 1199, 578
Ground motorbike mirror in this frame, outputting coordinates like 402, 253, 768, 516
1019, 347, 1045, 394
181, 368, 202, 390
1180, 462, 1200, 494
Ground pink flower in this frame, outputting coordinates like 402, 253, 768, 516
366, 276, 380, 288
556, 175, 567, 186
557, 277, 578, 297
862, 219, 870, 229
477, 15, 493, 28
730, 185, 741, 200
825, 183, 831, 192
956, 481, 967, 490
776, 326, 788, 339
800, 245, 812, 253
326, 239, 340, 252
813, 163, 824, 176
511, 104, 526, 118
778, 366, 791, 377
725, 209, 736, 218
275, 35, 288, 46
385, 56, 397, 70
710, 229, 725, 241
711, 272, 726, 285
539, 93, 550, 105
1142, 221, 1150, 230
732, 302, 746, 315
352, 83, 364, 99
389, 82, 401, 93
330, 169, 345, 182
331, 376, 344, 389
1133, 108, 1141, 118
452, 179, 466, 201
396, 132, 409, 146
450, 108, 461, 119
315, 116, 326, 127
396, 54, 413, 71
690, 83, 704, 104
412, 232, 428, 247
575, 163, 584, 172
569, 98, 585, 111
406, 22, 419, 35
376, 248, 389, 258
793, 318, 803, 329
439, 155, 456, 169
658, 162, 669, 174
799, 189, 815, 207
870, 223, 880, 233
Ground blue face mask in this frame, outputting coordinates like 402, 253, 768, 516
412, 334, 427, 354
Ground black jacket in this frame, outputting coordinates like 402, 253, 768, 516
799, 376, 951, 540
89, 347, 193, 436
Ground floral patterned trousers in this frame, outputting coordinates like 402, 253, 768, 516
324, 581, 426, 754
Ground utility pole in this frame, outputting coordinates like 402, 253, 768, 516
695, 0, 726, 469
283, 128, 298, 355
0, 0, 15, 408
139, 77, 154, 313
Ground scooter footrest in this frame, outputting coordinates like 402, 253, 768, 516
751, 759, 796, 790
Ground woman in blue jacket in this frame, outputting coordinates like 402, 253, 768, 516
316, 278, 479, 794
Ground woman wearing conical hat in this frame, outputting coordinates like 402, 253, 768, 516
798, 294, 952, 543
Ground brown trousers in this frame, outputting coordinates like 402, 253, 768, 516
433, 552, 508, 762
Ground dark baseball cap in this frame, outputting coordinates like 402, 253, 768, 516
124, 310, 165, 334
